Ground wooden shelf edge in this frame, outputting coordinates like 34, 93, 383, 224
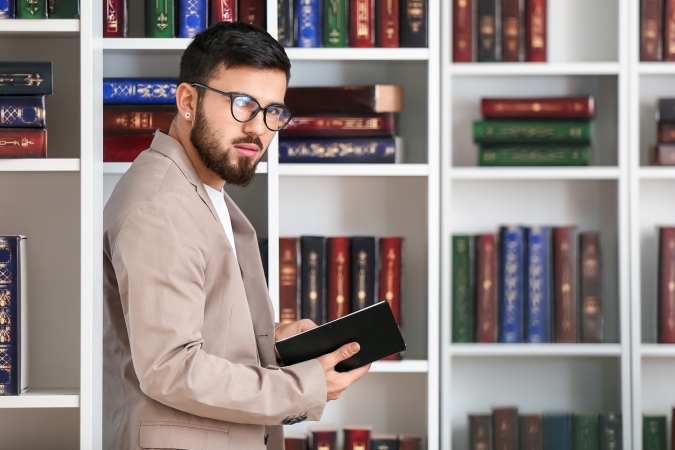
0, 159, 80, 172
450, 344, 622, 357
0, 389, 79, 408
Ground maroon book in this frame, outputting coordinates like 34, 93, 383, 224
279, 238, 300, 324
103, 135, 153, 162
641, 0, 663, 61
652, 145, 675, 166
502, 0, 523, 62
0, 128, 47, 158
453, 0, 473, 62
580, 232, 602, 343
668, 0, 675, 60
103, 105, 176, 135
280, 113, 395, 138
658, 124, 675, 143
520, 415, 543, 450
327, 237, 351, 322
493, 407, 519, 450
343, 426, 371, 450
554, 226, 579, 343
310, 427, 337, 450
376, 0, 400, 48
350, 0, 376, 47
476, 234, 498, 343
210, 0, 237, 24
238, 0, 265, 28
379, 236, 403, 360
398, 436, 423, 450
659, 227, 675, 343
524, 0, 546, 62
285, 434, 309, 450
481, 97, 595, 119
103, 0, 127, 37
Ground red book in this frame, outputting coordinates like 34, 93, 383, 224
641, 0, 663, 61
103, 105, 176, 135
652, 145, 675, 165
343, 426, 371, 450
580, 233, 602, 343
327, 237, 351, 322
659, 228, 675, 343
666, 0, 675, 60
502, 0, 523, 62
525, 0, 546, 62
376, 0, 400, 47
238, 0, 265, 28
0, 128, 46, 158
658, 124, 675, 143
481, 97, 595, 119
103, 135, 153, 162
453, 0, 473, 62
310, 426, 337, 450
285, 434, 309, 450
493, 407, 519, 450
103, 0, 127, 37
553, 226, 578, 343
379, 237, 403, 360
476, 234, 498, 343
350, 0, 376, 47
279, 238, 300, 324
398, 436, 423, 450
281, 113, 395, 138
210, 0, 237, 24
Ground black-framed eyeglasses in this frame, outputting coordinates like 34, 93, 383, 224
190, 83, 293, 131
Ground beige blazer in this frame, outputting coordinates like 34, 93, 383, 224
103, 131, 327, 450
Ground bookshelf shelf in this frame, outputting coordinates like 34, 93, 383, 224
278, 163, 429, 177
638, 167, 675, 179
449, 62, 621, 77
638, 63, 675, 75
0, 19, 79, 36
450, 344, 623, 358
369, 360, 429, 373
103, 161, 268, 175
0, 389, 79, 409
640, 344, 675, 358
450, 167, 620, 180
0, 159, 80, 172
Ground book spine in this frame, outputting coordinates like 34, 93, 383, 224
520, 415, 543, 450
281, 113, 395, 138
501, 0, 522, 62
324, 0, 348, 47
481, 97, 594, 119
525, 226, 552, 343
285, 437, 309, 450
104, 0, 128, 37
658, 98, 675, 122
544, 414, 572, 450
657, 123, 675, 143
499, 226, 524, 343
0, 0, 15, 18
343, 428, 371, 450
379, 236, 403, 323
0, 97, 46, 128
48, 0, 79, 17
371, 437, 399, 449
278, 0, 294, 45
145, 0, 176, 37
478, 146, 591, 167
643, 416, 667, 450
0, 128, 47, 158
400, 0, 427, 47
554, 226, 578, 343
279, 238, 300, 324
573, 414, 599, 450
257, 238, 268, 285
327, 237, 351, 322
103, 79, 178, 104
524, 0, 545, 61
469, 415, 493, 450
239, 0, 265, 28
285, 85, 403, 115
377, 0, 400, 48
599, 414, 622, 450
659, 227, 675, 343
641, 0, 663, 61
0, 62, 53, 96
350, 0, 375, 47
580, 232, 602, 343
103, 135, 154, 162
103, 105, 176, 135
350, 237, 377, 312
493, 408, 519, 450
473, 121, 592, 144
653, 145, 675, 165
666, 0, 675, 60
178, 0, 207, 38
278, 137, 398, 163
210, 0, 237, 23
17, 0, 47, 17
453, 0, 473, 62
311, 430, 338, 450
476, 234, 498, 343
297, 0, 321, 47
452, 235, 474, 343
477, 0, 500, 61
300, 236, 327, 325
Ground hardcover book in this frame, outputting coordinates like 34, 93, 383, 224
501, 0, 523, 62
145, 0, 176, 38
103, 105, 176, 135
573, 414, 599, 450
452, 235, 474, 343
104, 0, 128, 37
0, 0, 15, 18
473, 121, 592, 144
310, 426, 338, 450
658, 227, 675, 343
280, 113, 395, 138
103, 79, 178, 105
599, 414, 622, 450
657, 98, 675, 122
476, 234, 498, 343
17, 0, 47, 18
297, 0, 321, 47
643, 416, 666, 450
652, 144, 675, 166
520, 415, 543, 450
279, 237, 300, 324
378, 237, 403, 334
544, 414, 572, 450
48, 0, 79, 18
285, 434, 309, 450
469, 415, 493, 450
278, 0, 294, 45
210, 0, 236, 24
657, 123, 675, 143
103, 135, 153, 162
376, 0, 400, 48
478, 146, 591, 167
371, 433, 398, 450
453, 0, 473, 62
481, 97, 595, 119
554, 226, 578, 343
350, 0, 375, 47
524, 226, 552, 343
178, 0, 207, 38
400, 0, 427, 47
343, 426, 371, 450
300, 236, 327, 325
0, 97, 46, 128
285, 85, 403, 115
327, 237, 351, 322
398, 436, 422, 450
477, 0, 500, 61
524, 0, 546, 61
493, 407, 519, 450
0, 62, 53, 96
279, 137, 401, 164
0, 129, 47, 158
324, 0, 347, 48
350, 236, 377, 312
666, 0, 675, 60
239, 0, 265, 28
641, 0, 663, 61
580, 232, 602, 343
498, 226, 525, 343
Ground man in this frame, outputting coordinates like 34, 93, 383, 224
102, 22, 370, 450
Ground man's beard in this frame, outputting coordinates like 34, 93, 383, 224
189, 101, 263, 188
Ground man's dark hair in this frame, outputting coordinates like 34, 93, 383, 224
178, 22, 291, 91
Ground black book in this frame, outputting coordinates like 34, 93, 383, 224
469, 415, 493, 450
657, 98, 675, 122
477, 0, 501, 62
257, 238, 268, 286
599, 414, 622, 450
0, 62, 53, 96
371, 433, 399, 450
300, 236, 327, 325
400, 0, 428, 47
350, 236, 377, 313
278, 0, 294, 47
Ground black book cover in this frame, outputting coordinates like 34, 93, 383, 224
657, 98, 675, 122
400, 0, 428, 47
599, 414, 622, 450
371, 434, 399, 450
300, 236, 327, 325
257, 238, 268, 286
278, 0, 294, 47
350, 236, 377, 313
0, 62, 53, 96
477, 0, 501, 62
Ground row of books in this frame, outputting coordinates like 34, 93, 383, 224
643, 410, 675, 450
452, 0, 547, 63
473, 96, 595, 167
286, 426, 423, 450
468, 407, 622, 450
650, 99, 675, 166
658, 228, 675, 344
452, 227, 603, 344
0, 0, 78, 18
641, 0, 675, 62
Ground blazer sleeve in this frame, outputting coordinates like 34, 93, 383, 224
111, 192, 327, 426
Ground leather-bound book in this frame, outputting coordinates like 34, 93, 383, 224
641, 0, 663, 61
658, 227, 675, 343
279, 137, 400, 164
657, 98, 675, 122
285, 433, 309, 450
520, 415, 543, 450
652, 145, 675, 165
324, 0, 347, 47
301, 236, 327, 325
524, 226, 552, 343
452, 235, 474, 343
543, 413, 572, 450
297, 0, 321, 47
553, 226, 579, 343
371, 433, 398, 450
278, 0, 294, 46
104, 135, 153, 162
280, 113, 395, 138
481, 97, 595, 119
17, 0, 47, 18
501, 0, 522, 62
643, 416, 667, 450
477, 0, 500, 61
178, 0, 207, 38
0, 129, 47, 158
0, 97, 46, 128
598, 414, 622, 450
453, 0, 473, 62
145, 0, 176, 38
665, 0, 675, 60
0, 0, 15, 18
469, 415, 493, 450
210, 0, 237, 24
327, 237, 351, 322
493, 407, 519, 450
279, 238, 300, 324
476, 234, 498, 343
49, 0, 80, 19
239, 0, 265, 28
344, 426, 371, 450
103, 105, 176, 135
104, 0, 128, 37
573, 414, 599, 450
350, 0, 376, 47
580, 233, 602, 343
657, 123, 675, 143
524, 0, 545, 61
473, 121, 592, 144
379, 236, 403, 360
376, 0, 400, 48
285, 86, 403, 115
103, 78, 178, 105
498, 226, 525, 343
351, 237, 377, 312
398, 436, 422, 450
400, 0, 427, 47
478, 145, 591, 167
310, 425, 338, 450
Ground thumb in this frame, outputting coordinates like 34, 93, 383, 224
331, 342, 360, 366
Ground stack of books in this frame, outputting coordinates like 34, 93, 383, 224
452, 226, 603, 344
102, 78, 178, 162
650, 99, 675, 166
0, 0, 79, 19
472, 96, 595, 167
643, 411, 674, 450
641, 0, 675, 62
280, 85, 404, 164
286, 425, 423, 450
0, 62, 53, 159
657, 227, 675, 343
468, 408, 622, 450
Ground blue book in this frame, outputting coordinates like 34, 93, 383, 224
103, 78, 178, 105
599, 414, 622, 450
296, 0, 320, 48
525, 226, 552, 343
544, 413, 573, 450
179, 0, 207, 38
0, 96, 46, 128
0, 0, 15, 18
498, 226, 525, 343
279, 137, 400, 163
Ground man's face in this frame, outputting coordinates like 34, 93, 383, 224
189, 65, 287, 187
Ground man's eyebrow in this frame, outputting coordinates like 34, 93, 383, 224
230, 91, 286, 106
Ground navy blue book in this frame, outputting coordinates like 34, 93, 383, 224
278, 0, 295, 46
350, 236, 377, 313
0, 97, 46, 128
279, 137, 400, 163
296, 0, 320, 48
103, 78, 178, 105
0, 0, 15, 18
300, 236, 327, 325
0, 62, 52, 96
544, 413, 573, 450
178, 0, 207, 38
599, 414, 622, 450
498, 226, 525, 343
525, 226, 552, 343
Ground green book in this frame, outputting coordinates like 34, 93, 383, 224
452, 235, 474, 343
323, 0, 347, 48
17, 0, 48, 18
145, 0, 176, 38
478, 146, 592, 167
573, 414, 599, 450
48, 0, 79, 18
643, 416, 667, 450
473, 121, 592, 144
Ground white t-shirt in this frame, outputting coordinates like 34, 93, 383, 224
203, 184, 238, 264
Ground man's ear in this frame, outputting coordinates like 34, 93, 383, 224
175, 82, 198, 121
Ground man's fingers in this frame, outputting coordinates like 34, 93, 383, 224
331, 342, 360, 366
343, 363, 371, 383
300, 319, 318, 332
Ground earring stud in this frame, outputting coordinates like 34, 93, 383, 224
185, 112, 191, 119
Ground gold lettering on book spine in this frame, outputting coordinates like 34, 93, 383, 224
560, 240, 572, 332
354, 443, 366, 450
328, 0, 341, 44
280, 249, 297, 324
357, 250, 367, 309
336, 252, 345, 318
386, 0, 395, 39
385, 248, 396, 303
457, 0, 468, 50
356, 0, 369, 38
156, 0, 169, 31
0, 73, 44, 87
532, 3, 544, 48
481, 242, 493, 333
309, 251, 318, 321
220, 0, 234, 22
407, 0, 424, 33
107, 0, 118, 32
0, 138, 34, 148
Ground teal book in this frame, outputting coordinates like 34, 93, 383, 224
643, 416, 666, 450
473, 121, 592, 144
452, 235, 474, 343
48, 0, 79, 18
17, 0, 48, 18
145, 0, 176, 38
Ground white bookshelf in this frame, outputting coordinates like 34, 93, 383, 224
0, 159, 80, 172
0, 389, 80, 409
0, 19, 79, 35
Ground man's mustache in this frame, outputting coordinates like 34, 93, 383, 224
231, 136, 263, 151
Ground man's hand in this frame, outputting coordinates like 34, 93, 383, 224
317, 343, 371, 401
274, 319, 318, 360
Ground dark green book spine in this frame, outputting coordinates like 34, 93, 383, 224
452, 235, 474, 343
145, 0, 176, 38
48, 0, 79, 18
473, 121, 592, 144
323, 0, 347, 47
643, 416, 667, 450
478, 146, 591, 166
573, 414, 599, 450
17, 0, 48, 18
